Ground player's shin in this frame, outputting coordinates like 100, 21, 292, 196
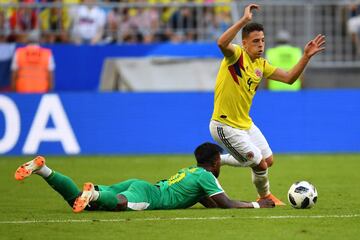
251, 169, 270, 197
94, 191, 127, 211
45, 172, 81, 206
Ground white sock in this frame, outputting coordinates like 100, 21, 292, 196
220, 154, 242, 167
91, 190, 100, 201
251, 169, 270, 197
35, 165, 52, 178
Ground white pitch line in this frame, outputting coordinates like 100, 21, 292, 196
0, 214, 359, 224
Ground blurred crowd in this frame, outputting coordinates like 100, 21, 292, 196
0, 0, 232, 44
348, 2, 360, 57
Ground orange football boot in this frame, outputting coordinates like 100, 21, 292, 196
14, 156, 45, 181
73, 182, 95, 213
257, 193, 286, 206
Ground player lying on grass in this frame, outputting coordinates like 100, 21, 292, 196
14, 142, 275, 212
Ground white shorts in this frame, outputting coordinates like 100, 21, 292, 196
348, 15, 360, 34
209, 120, 272, 167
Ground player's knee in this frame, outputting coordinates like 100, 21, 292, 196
114, 194, 128, 211
265, 155, 274, 167
253, 159, 268, 171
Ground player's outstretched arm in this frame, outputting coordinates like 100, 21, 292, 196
210, 193, 275, 209
199, 196, 218, 208
217, 4, 259, 57
268, 34, 326, 85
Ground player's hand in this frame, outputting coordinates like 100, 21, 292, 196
304, 34, 326, 58
257, 199, 275, 208
242, 4, 259, 22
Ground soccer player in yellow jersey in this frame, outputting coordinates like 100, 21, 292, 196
209, 4, 325, 205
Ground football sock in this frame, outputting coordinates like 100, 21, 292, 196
44, 171, 81, 207
91, 190, 99, 201
35, 165, 52, 178
220, 154, 242, 167
94, 191, 119, 210
251, 169, 270, 197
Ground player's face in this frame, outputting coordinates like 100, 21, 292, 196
212, 153, 221, 178
242, 31, 265, 60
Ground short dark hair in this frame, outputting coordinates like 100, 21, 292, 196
194, 142, 223, 165
242, 22, 264, 39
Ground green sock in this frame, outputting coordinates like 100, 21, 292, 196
95, 191, 119, 210
44, 171, 80, 207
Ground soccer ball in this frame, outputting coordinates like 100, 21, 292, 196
287, 181, 318, 209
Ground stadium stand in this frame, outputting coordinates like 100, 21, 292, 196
0, 0, 359, 91
0, 1, 358, 60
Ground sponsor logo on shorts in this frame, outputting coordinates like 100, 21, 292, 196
246, 151, 254, 160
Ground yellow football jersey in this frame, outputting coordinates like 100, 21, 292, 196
212, 44, 277, 129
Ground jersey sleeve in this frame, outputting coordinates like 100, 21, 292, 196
198, 171, 224, 197
263, 59, 277, 78
224, 44, 242, 65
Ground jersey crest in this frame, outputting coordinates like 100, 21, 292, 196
255, 68, 263, 78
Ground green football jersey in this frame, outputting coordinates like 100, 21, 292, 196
155, 166, 224, 209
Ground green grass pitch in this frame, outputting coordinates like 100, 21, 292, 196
1, 154, 359, 240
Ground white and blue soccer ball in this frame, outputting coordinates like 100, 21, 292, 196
287, 181, 318, 209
